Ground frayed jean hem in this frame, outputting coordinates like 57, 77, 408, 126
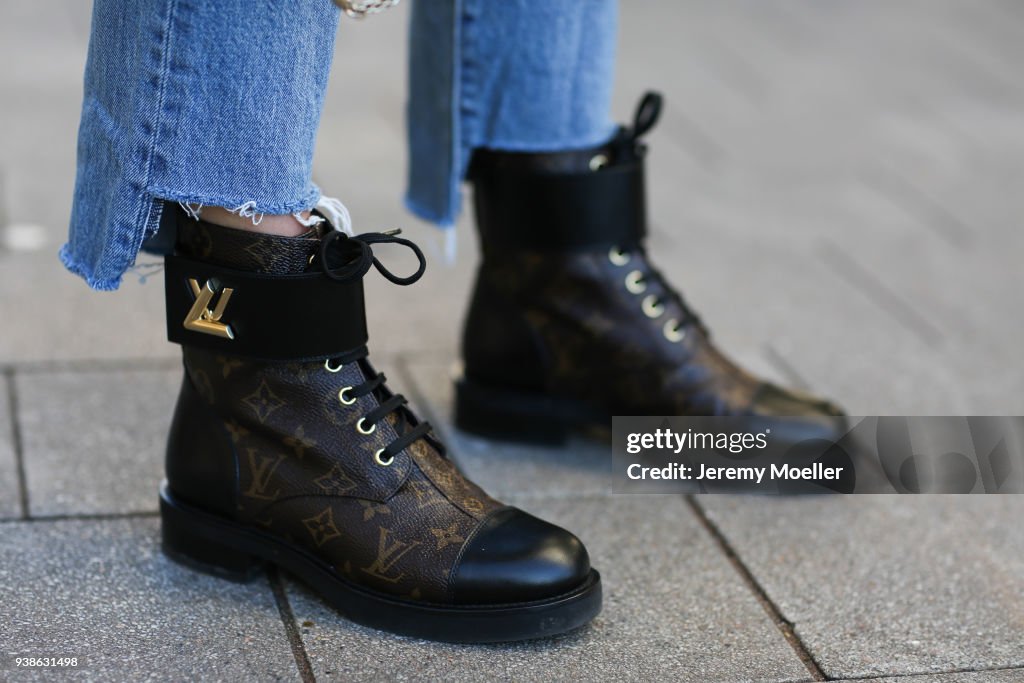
59, 243, 123, 292
63, 184, 323, 291
149, 185, 322, 217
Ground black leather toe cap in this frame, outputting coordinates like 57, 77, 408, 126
451, 507, 591, 605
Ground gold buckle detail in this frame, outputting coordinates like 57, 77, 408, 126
183, 278, 235, 339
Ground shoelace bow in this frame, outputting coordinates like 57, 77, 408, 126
318, 228, 426, 285
316, 230, 435, 462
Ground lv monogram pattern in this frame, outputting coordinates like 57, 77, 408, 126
173, 216, 508, 602
475, 249, 841, 418
183, 348, 503, 602
177, 219, 321, 275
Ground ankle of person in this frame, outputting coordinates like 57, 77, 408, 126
198, 205, 313, 237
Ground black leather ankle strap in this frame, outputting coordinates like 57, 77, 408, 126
472, 156, 647, 250
470, 92, 665, 252
165, 254, 367, 362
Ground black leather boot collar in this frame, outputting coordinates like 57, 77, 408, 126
175, 209, 322, 275
469, 92, 663, 252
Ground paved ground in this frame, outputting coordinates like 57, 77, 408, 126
1, 1, 1023, 681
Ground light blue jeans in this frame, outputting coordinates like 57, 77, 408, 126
63, 0, 618, 290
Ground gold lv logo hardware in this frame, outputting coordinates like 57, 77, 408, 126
184, 278, 235, 339
362, 527, 421, 584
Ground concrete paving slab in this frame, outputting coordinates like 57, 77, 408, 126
854, 671, 1024, 683
699, 496, 1024, 679
285, 495, 812, 683
626, 210, 969, 415
16, 368, 180, 516
0, 517, 299, 682
827, 225, 1024, 414
0, 251, 179, 364
0, 375, 21, 519
0, 47, 176, 364
0, 2, 182, 365
623, 1, 1024, 186
619, 1, 1024, 415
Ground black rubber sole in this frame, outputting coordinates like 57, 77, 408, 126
454, 376, 605, 445
160, 483, 602, 643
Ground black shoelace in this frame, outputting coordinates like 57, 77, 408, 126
315, 230, 434, 464
608, 93, 706, 334
631, 248, 706, 332
318, 228, 427, 285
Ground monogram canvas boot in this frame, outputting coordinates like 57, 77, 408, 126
457, 92, 845, 446
159, 206, 600, 642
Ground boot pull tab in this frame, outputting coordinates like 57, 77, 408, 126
631, 91, 663, 140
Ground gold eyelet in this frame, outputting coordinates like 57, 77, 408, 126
608, 247, 630, 267
374, 448, 394, 467
324, 359, 344, 373
356, 418, 376, 435
338, 387, 356, 405
589, 154, 609, 171
663, 318, 686, 342
642, 295, 664, 319
625, 270, 646, 294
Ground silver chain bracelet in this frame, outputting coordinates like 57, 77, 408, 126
334, 0, 401, 19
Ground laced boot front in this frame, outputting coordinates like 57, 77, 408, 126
160, 205, 601, 642
458, 92, 845, 446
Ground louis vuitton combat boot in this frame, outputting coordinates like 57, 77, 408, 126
456, 92, 845, 446
159, 205, 600, 642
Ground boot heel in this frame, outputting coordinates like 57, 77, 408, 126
160, 486, 264, 582
454, 377, 592, 445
